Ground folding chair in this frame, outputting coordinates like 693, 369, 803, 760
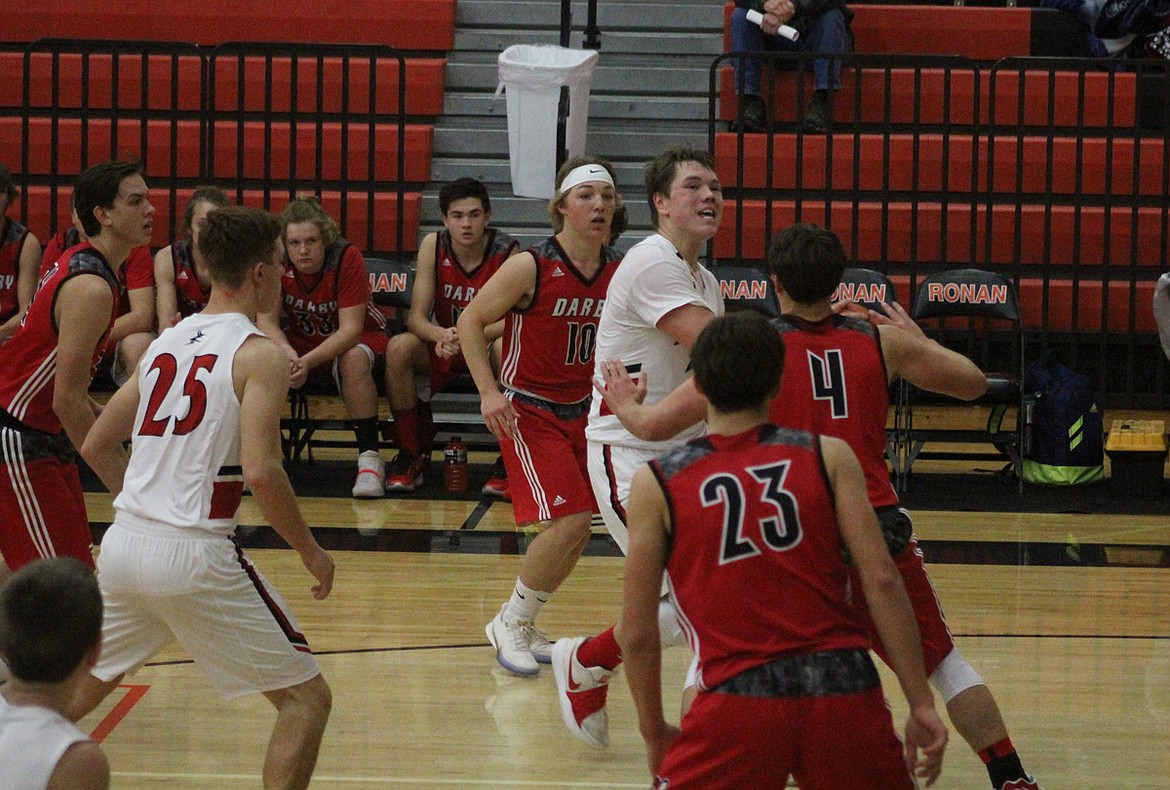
366, 256, 415, 334
282, 257, 415, 464
714, 264, 779, 317
835, 266, 899, 313
893, 268, 1026, 492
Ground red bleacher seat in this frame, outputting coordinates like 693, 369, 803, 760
715, 132, 1166, 196
207, 122, 433, 183
0, 52, 205, 111
2, 0, 456, 50
1019, 278, 1157, 333
4, 118, 204, 179
2, 118, 434, 184
714, 132, 979, 192
718, 201, 1168, 268
718, 67, 1137, 128
1, 52, 446, 117
22, 187, 421, 254
209, 57, 446, 116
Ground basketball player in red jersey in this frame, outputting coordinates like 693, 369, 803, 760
154, 185, 232, 329
600, 224, 1043, 790
458, 156, 625, 677
40, 206, 156, 386
0, 164, 41, 346
620, 311, 947, 788
383, 178, 517, 494
0, 159, 154, 581
257, 196, 390, 499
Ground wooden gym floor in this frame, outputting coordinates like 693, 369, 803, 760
75, 448, 1170, 789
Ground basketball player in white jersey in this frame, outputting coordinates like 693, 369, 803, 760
551, 145, 724, 749
0, 558, 109, 790
76, 205, 335, 790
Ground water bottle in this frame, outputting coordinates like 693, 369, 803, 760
443, 436, 468, 493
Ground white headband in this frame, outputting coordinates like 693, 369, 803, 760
558, 164, 615, 197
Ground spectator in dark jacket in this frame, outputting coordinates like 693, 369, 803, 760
730, 0, 853, 133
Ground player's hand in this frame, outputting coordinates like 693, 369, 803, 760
481, 389, 520, 440
903, 705, 948, 787
831, 298, 871, 320
289, 358, 309, 389
301, 545, 335, 600
643, 723, 681, 776
435, 326, 460, 358
594, 359, 647, 415
870, 301, 928, 342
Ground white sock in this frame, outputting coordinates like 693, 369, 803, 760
505, 579, 548, 622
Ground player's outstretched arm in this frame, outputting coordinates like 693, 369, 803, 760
878, 312, 987, 401
595, 360, 706, 442
616, 465, 681, 775
823, 436, 947, 785
237, 334, 334, 599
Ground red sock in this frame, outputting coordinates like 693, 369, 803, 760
576, 626, 622, 671
416, 400, 434, 456
978, 737, 1016, 764
391, 408, 421, 455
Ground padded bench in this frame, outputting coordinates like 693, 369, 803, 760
279, 257, 497, 464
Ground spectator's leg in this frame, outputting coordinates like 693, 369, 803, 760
802, 8, 851, 92
799, 9, 851, 133
730, 7, 775, 131
730, 7, 769, 97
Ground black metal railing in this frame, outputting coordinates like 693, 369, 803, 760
8, 38, 414, 258
710, 50, 1170, 408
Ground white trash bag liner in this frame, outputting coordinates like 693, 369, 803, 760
497, 45, 599, 199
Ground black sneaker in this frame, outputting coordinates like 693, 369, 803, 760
736, 94, 768, 133
802, 91, 832, 134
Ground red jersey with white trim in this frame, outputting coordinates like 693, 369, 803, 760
0, 217, 30, 323
432, 227, 516, 329
651, 424, 869, 691
0, 244, 120, 432
40, 229, 152, 320
278, 240, 385, 357
499, 237, 621, 404
768, 314, 897, 509
170, 239, 210, 318
114, 312, 261, 535
39, 228, 83, 275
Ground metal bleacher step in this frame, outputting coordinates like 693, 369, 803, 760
421, 0, 724, 241
446, 52, 713, 96
432, 119, 708, 170
441, 90, 712, 122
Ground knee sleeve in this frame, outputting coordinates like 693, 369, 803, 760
658, 598, 688, 648
929, 647, 985, 704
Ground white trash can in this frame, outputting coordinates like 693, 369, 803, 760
497, 44, 599, 199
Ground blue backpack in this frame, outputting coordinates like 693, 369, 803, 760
1022, 359, 1105, 485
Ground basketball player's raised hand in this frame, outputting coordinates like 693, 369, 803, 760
595, 358, 647, 418
869, 301, 928, 342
